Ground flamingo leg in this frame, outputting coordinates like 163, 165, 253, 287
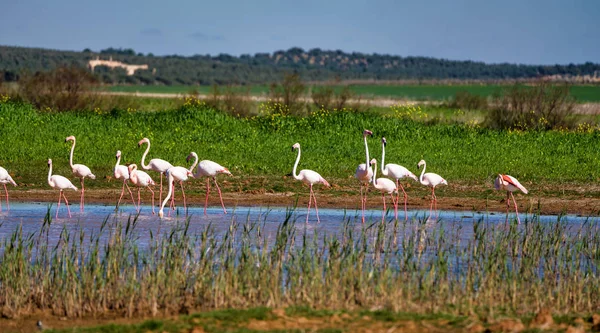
137, 188, 142, 213
505, 191, 510, 225
180, 181, 187, 215
126, 183, 136, 210
312, 185, 320, 224
204, 178, 211, 215
359, 184, 365, 223
149, 186, 156, 215
169, 180, 175, 216
116, 181, 126, 209
3, 184, 8, 211
80, 178, 85, 213
391, 192, 398, 221
63, 191, 72, 218
306, 184, 312, 224
397, 180, 408, 221
511, 192, 521, 225
214, 178, 227, 214
56, 190, 62, 219
429, 187, 434, 218
381, 192, 386, 223
159, 173, 164, 211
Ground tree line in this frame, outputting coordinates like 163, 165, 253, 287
1, 45, 599, 85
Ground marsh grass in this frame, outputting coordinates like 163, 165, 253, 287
0, 208, 598, 320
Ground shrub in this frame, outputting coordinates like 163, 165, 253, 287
203, 84, 255, 117
448, 90, 489, 110
268, 73, 306, 116
311, 85, 354, 111
486, 81, 576, 130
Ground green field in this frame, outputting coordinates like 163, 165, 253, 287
1, 98, 600, 196
106, 84, 600, 102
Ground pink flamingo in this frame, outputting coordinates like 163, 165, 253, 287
417, 160, 448, 218
0, 166, 17, 211
354, 129, 374, 223
291, 143, 330, 223
163, 166, 194, 217
187, 152, 232, 215
66, 136, 96, 212
158, 166, 193, 218
494, 174, 529, 224
370, 158, 399, 223
47, 159, 77, 218
114, 150, 136, 210
380, 137, 418, 221
128, 164, 156, 214
138, 138, 173, 210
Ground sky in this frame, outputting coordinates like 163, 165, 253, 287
1, 0, 598, 65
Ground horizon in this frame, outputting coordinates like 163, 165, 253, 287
1, 0, 598, 66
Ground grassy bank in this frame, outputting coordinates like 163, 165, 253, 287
1, 99, 600, 197
105, 84, 600, 103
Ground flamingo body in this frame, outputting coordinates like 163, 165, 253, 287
494, 174, 528, 224
66, 136, 95, 212
47, 159, 77, 218
292, 143, 330, 223
355, 129, 373, 223
187, 152, 232, 215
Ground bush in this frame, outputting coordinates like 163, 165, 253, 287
311, 85, 354, 111
486, 81, 576, 130
448, 90, 489, 110
18, 66, 98, 111
268, 73, 306, 116
203, 84, 255, 117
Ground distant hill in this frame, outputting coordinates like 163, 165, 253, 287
1, 45, 599, 85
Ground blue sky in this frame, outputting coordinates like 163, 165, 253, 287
1, 0, 598, 65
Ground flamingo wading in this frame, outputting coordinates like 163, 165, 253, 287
291, 143, 330, 223
380, 137, 418, 220
128, 164, 156, 214
0, 166, 17, 211
187, 152, 231, 215
494, 174, 529, 224
417, 160, 448, 218
354, 129, 374, 223
66, 136, 96, 212
138, 138, 173, 210
47, 159, 78, 218
114, 150, 136, 210
370, 158, 399, 223
160, 165, 193, 217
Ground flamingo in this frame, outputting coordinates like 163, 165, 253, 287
0, 166, 17, 211
380, 137, 418, 220
354, 129, 374, 223
417, 160, 448, 218
162, 166, 193, 217
187, 152, 232, 215
370, 158, 399, 223
114, 150, 136, 210
291, 143, 330, 223
158, 166, 193, 218
138, 138, 173, 210
65, 136, 96, 212
47, 159, 77, 218
128, 164, 156, 214
494, 174, 529, 224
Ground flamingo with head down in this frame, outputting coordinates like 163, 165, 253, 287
494, 174, 528, 224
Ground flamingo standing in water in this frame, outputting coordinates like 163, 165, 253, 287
128, 164, 156, 214
380, 137, 418, 220
160, 165, 193, 217
291, 143, 330, 223
354, 129, 374, 223
187, 152, 231, 215
114, 150, 136, 210
138, 138, 173, 210
494, 174, 529, 224
370, 158, 399, 223
0, 166, 17, 211
66, 136, 96, 212
47, 159, 77, 218
417, 160, 448, 218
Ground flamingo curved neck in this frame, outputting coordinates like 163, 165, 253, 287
380, 142, 387, 176
292, 148, 302, 180
140, 141, 151, 169
69, 138, 76, 168
115, 155, 121, 171
372, 161, 378, 187
419, 162, 427, 184
188, 153, 198, 174
48, 162, 53, 185
363, 135, 370, 167
160, 171, 174, 212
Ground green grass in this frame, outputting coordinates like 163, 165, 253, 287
105, 84, 600, 103
1, 99, 600, 197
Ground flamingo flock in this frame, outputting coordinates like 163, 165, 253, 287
0, 131, 529, 223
